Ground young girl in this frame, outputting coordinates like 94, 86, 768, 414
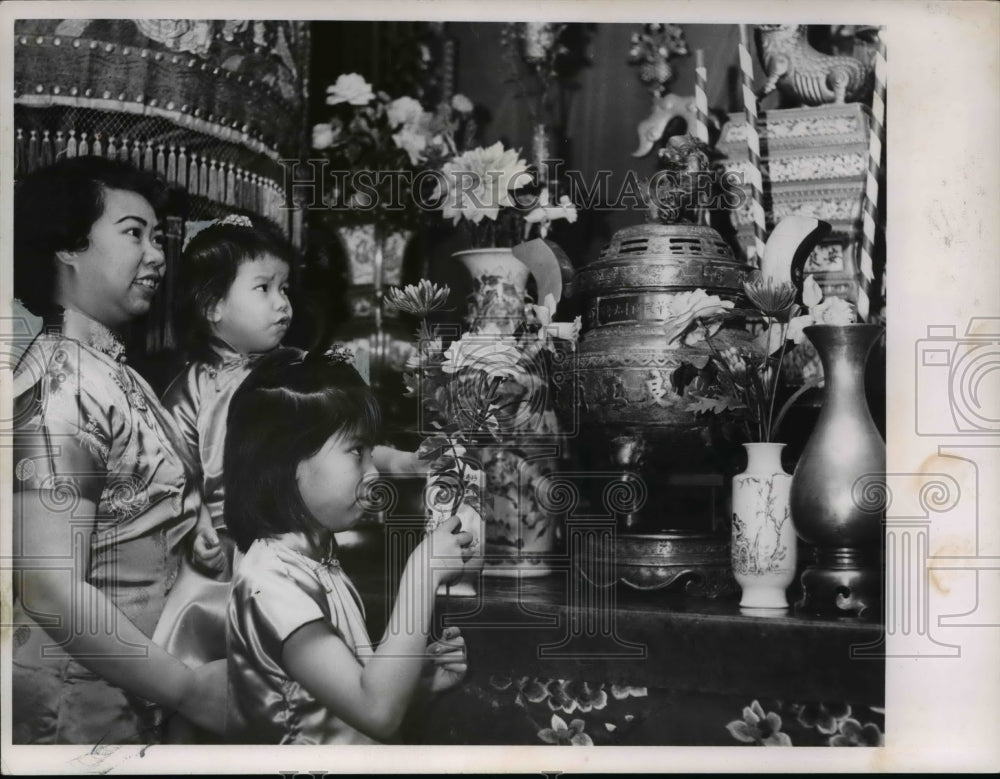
161, 214, 295, 565
163, 215, 423, 564
224, 349, 473, 744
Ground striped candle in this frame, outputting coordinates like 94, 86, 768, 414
738, 24, 767, 263
857, 33, 887, 321
694, 49, 710, 144
694, 49, 711, 225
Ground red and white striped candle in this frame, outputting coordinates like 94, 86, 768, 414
737, 24, 767, 263
858, 33, 887, 321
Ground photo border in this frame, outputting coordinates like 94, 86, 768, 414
1, 0, 998, 774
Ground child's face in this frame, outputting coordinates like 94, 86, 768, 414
209, 253, 291, 354
295, 431, 378, 532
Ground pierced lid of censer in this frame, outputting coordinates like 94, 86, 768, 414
576, 222, 746, 304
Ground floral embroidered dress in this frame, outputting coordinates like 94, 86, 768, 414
226, 535, 377, 744
11, 309, 204, 744
161, 337, 259, 533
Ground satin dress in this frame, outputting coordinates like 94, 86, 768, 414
161, 338, 259, 533
153, 341, 258, 685
11, 309, 204, 744
226, 535, 378, 744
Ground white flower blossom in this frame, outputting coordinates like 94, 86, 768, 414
326, 73, 375, 106
811, 296, 857, 325
662, 289, 735, 344
392, 126, 430, 165
523, 192, 579, 238
802, 274, 824, 308
441, 332, 521, 379
433, 142, 531, 224
451, 93, 474, 114
311, 122, 336, 150
527, 294, 580, 345
386, 96, 425, 127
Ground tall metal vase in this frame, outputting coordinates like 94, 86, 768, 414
453, 248, 561, 577
790, 323, 886, 617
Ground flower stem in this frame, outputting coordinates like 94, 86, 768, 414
772, 376, 824, 439
765, 319, 790, 442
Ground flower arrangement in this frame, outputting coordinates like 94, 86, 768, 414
427, 23, 586, 249
664, 217, 855, 443
430, 140, 578, 248
312, 72, 476, 228
384, 280, 580, 520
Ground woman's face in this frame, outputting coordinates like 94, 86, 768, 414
57, 187, 165, 328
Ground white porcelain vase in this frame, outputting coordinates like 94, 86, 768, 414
731, 443, 797, 609
453, 248, 561, 577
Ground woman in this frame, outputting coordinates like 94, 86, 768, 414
11, 155, 226, 744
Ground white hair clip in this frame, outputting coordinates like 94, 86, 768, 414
218, 214, 254, 228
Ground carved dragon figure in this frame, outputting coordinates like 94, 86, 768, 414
756, 24, 871, 106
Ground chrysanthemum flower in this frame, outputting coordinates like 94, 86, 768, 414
433, 142, 530, 224
384, 280, 451, 316
743, 271, 797, 319
811, 296, 857, 325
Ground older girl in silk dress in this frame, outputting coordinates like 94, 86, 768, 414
224, 350, 472, 743
11, 156, 225, 744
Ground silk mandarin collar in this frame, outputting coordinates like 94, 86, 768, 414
205, 336, 252, 368
61, 307, 126, 362
270, 532, 341, 570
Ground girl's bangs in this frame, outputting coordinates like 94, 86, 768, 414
310, 381, 382, 450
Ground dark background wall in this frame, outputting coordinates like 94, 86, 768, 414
306, 21, 773, 272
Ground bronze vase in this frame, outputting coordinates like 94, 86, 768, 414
790, 323, 886, 617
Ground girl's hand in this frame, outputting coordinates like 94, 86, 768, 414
422, 626, 468, 694
422, 515, 474, 586
192, 522, 226, 575
176, 659, 227, 735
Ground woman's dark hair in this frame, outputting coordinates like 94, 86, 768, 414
176, 216, 296, 360
14, 155, 169, 316
224, 347, 381, 552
